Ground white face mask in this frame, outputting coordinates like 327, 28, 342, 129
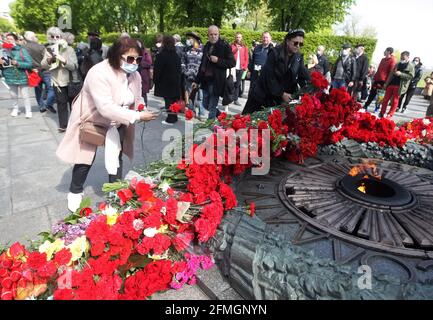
186, 39, 193, 47
342, 49, 349, 56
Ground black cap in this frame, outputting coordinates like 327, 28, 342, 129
185, 31, 201, 44
342, 43, 351, 49
285, 28, 305, 40
87, 31, 100, 37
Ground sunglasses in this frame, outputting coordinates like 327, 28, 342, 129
122, 55, 143, 64
50, 35, 61, 39
291, 41, 304, 47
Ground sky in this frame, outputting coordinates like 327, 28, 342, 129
334, 0, 433, 68
2, 0, 432, 67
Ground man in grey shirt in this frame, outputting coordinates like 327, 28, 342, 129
331, 44, 357, 94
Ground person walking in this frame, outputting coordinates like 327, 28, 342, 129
331, 44, 357, 93
56, 37, 158, 212
231, 32, 249, 106
80, 37, 103, 80
242, 29, 310, 114
154, 36, 182, 125
0, 33, 33, 118
363, 47, 396, 111
192, 25, 235, 120
316, 45, 330, 81
379, 51, 414, 118
41, 27, 78, 132
354, 44, 369, 102
248, 31, 273, 87
23, 31, 53, 114
397, 57, 423, 113
183, 31, 206, 119
137, 39, 153, 106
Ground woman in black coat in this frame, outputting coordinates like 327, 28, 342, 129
154, 36, 181, 124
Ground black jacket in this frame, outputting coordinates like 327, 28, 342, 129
332, 55, 357, 84
317, 54, 330, 75
410, 64, 423, 89
80, 49, 103, 79
154, 49, 182, 99
355, 54, 369, 81
196, 39, 235, 96
248, 46, 310, 107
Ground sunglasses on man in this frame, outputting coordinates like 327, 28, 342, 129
122, 55, 143, 64
50, 35, 61, 39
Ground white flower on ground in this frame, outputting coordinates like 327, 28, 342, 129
143, 227, 158, 238
133, 219, 144, 231
423, 119, 431, 125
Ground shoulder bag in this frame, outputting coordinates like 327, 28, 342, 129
77, 93, 108, 146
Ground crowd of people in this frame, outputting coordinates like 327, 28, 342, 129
1, 25, 431, 211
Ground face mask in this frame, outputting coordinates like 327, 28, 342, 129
342, 49, 349, 57
186, 39, 193, 47
121, 61, 138, 74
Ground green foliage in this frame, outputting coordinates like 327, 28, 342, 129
266, 0, 355, 32
0, 17, 16, 32
101, 28, 377, 64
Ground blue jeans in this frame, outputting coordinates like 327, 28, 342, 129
331, 79, 347, 89
202, 83, 220, 120
35, 72, 55, 110
185, 80, 206, 116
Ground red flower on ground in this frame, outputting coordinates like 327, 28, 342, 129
169, 102, 182, 113
118, 189, 133, 206
185, 109, 194, 120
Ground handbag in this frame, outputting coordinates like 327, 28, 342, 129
222, 69, 235, 106
77, 93, 108, 146
25, 70, 42, 87
19, 49, 41, 87
68, 69, 83, 100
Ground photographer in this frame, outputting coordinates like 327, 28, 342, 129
41, 27, 78, 132
0, 33, 33, 118
56, 37, 158, 212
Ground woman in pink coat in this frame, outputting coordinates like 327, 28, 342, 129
56, 37, 158, 212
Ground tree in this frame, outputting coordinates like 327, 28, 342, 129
0, 18, 16, 32
266, 0, 355, 32
336, 14, 378, 38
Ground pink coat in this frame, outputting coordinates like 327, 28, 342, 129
56, 60, 142, 165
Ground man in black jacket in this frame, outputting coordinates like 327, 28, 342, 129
193, 26, 235, 119
354, 44, 369, 101
242, 29, 310, 115
331, 44, 357, 94
397, 57, 423, 113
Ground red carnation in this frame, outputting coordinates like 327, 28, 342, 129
118, 188, 133, 205
137, 104, 145, 111
79, 207, 92, 217
185, 109, 194, 120
169, 102, 182, 113
249, 202, 255, 217
27, 252, 48, 270
54, 248, 72, 266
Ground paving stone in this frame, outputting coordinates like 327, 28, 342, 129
9, 140, 66, 176
152, 285, 210, 300
11, 167, 72, 213
0, 206, 50, 246
8, 123, 53, 145
0, 187, 12, 217
196, 267, 232, 299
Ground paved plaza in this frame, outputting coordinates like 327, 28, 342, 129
0, 80, 429, 299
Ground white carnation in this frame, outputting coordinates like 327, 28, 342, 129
143, 227, 158, 238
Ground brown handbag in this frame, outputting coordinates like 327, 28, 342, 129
77, 93, 108, 146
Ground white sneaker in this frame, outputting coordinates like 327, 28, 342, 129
25, 112, 32, 119
67, 192, 83, 212
10, 109, 19, 117
161, 120, 174, 126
